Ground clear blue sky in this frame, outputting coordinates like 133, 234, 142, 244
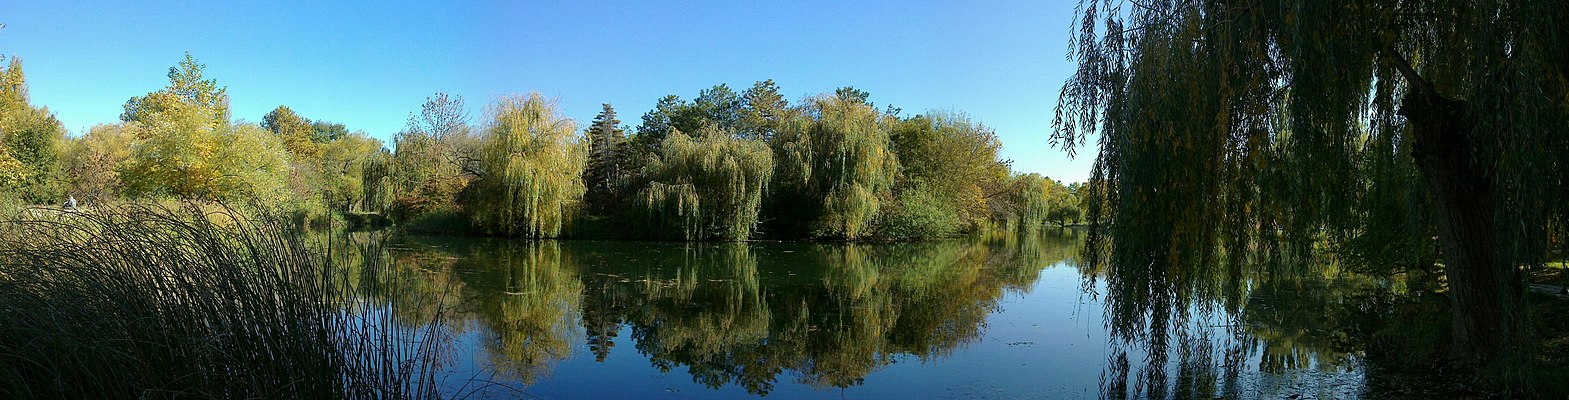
1, 0, 1091, 182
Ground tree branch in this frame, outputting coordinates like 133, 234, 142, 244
1379, 0, 1447, 102
1382, 47, 1444, 101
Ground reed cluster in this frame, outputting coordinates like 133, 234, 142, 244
0, 204, 451, 399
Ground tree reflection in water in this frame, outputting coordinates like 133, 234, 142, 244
334, 228, 1385, 397
332, 230, 1074, 395
468, 241, 584, 385
1090, 253, 1393, 399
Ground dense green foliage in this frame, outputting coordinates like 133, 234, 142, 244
886, 112, 1003, 232
120, 113, 291, 200
60, 124, 134, 204
262, 105, 319, 160
0, 57, 66, 204
1005, 173, 1078, 232
121, 53, 229, 128
1054, 0, 1568, 394
362, 80, 1069, 240
582, 103, 628, 212
878, 112, 1080, 238
0, 49, 1071, 240
381, 93, 472, 227
5, 54, 393, 227
785, 93, 901, 239
467, 94, 585, 238
637, 127, 773, 241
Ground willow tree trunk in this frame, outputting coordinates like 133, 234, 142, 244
1404, 93, 1526, 365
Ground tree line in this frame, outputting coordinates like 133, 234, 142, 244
0, 53, 1083, 240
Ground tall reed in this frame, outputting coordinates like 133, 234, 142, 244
0, 203, 452, 399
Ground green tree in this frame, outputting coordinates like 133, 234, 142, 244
0, 57, 66, 203
310, 120, 348, 143
394, 92, 475, 185
120, 115, 290, 200
833, 87, 871, 106
121, 53, 229, 127
637, 126, 774, 241
740, 79, 792, 140
773, 93, 900, 239
582, 103, 627, 212
262, 105, 339, 216
631, 85, 752, 162
359, 149, 395, 213
317, 132, 385, 212
466, 93, 585, 238
0, 146, 26, 192
691, 84, 744, 132
1044, 180, 1080, 228
385, 130, 464, 222
878, 183, 965, 239
63, 124, 137, 204
111, 55, 295, 202
384, 92, 476, 222
887, 112, 1009, 235
0, 57, 27, 107
1009, 174, 1051, 229
1054, 0, 1568, 382
261, 105, 319, 160
632, 95, 684, 158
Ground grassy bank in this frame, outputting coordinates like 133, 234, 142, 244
0, 204, 452, 399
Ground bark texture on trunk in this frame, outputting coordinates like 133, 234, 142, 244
1404, 92, 1526, 364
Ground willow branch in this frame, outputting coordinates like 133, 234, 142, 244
1383, 48, 1442, 101
1379, 0, 1445, 102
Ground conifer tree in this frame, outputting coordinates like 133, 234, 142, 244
582, 103, 627, 211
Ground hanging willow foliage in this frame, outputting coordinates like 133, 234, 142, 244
1054, 0, 1569, 391
359, 150, 394, 213
473, 241, 584, 384
638, 126, 774, 241
467, 94, 586, 238
773, 94, 900, 240
1011, 174, 1052, 229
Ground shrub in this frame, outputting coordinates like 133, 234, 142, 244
878, 186, 963, 240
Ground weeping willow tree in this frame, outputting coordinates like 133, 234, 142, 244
1054, 0, 1567, 387
1009, 173, 1053, 231
638, 126, 774, 241
467, 94, 586, 238
359, 149, 394, 213
773, 93, 901, 239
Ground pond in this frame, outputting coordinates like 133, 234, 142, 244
337, 229, 1375, 399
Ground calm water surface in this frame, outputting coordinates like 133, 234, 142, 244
345, 230, 1369, 399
